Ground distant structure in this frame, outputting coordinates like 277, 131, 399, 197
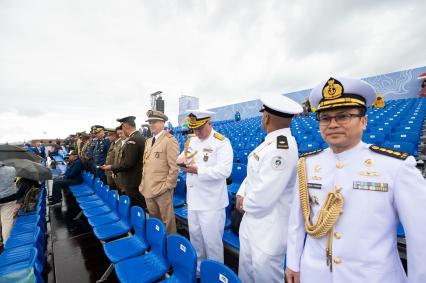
150, 91, 165, 113
179, 95, 199, 114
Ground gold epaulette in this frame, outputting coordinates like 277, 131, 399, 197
300, 149, 323, 158
214, 132, 225, 141
369, 145, 409, 160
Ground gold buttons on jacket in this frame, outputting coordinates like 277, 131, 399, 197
336, 162, 344, 169
334, 232, 341, 239
334, 257, 342, 264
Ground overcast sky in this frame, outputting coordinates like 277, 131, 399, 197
1, 0, 425, 143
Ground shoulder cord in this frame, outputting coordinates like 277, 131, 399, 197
298, 157, 344, 271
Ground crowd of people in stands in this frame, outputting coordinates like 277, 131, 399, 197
9, 76, 426, 282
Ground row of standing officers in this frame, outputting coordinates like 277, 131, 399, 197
76, 76, 425, 283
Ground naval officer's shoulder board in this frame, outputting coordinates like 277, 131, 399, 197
213, 132, 225, 141
369, 145, 409, 160
277, 135, 289, 149
300, 149, 323, 158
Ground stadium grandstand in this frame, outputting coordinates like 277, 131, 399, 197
0, 66, 425, 282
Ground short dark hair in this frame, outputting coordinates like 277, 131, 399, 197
124, 120, 136, 128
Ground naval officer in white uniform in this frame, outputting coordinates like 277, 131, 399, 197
177, 110, 233, 272
285, 77, 426, 283
237, 94, 302, 283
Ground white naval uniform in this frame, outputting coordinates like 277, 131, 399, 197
286, 142, 426, 283
237, 128, 299, 283
181, 129, 233, 271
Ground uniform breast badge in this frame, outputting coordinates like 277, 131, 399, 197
155, 152, 160, 158
359, 159, 380, 176
203, 154, 209, 162
310, 194, 320, 205
311, 164, 322, 180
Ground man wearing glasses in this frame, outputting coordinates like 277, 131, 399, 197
286, 77, 426, 283
177, 110, 233, 273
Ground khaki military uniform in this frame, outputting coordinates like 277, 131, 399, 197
105, 139, 121, 189
139, 131, 179, 234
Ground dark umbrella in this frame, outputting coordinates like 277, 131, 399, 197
3, 158, 52, 182
0, 144, 43, 162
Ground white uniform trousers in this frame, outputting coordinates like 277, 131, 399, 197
0, 200, 16, 244
188, 208, 226, 272
238, 220, 285, 283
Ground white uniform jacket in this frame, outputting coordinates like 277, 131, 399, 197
182, 130, 233, 211
286, 142, 426, 283
237, 128, 299, 256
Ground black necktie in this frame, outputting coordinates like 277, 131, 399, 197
152, 137, 156, 146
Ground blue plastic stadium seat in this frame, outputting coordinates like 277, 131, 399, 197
79, 184, 110, 210
93, 195, 132, 241
175, 205, 188, 220
88, 190, 120, 227
362, 132, 385, 145
397, 223, 405, 237
382, 141, 415, 156
237, 150, 250, 165
227, 163, 247, 195
115, 218, 169, 283
200, 259, 241, 283
103, 206, 148, 263
390, 131, 419, 144
299, 141, 321, 154
174, 175, 186, 208
160, 234, 197, 283
223, 229, 240, 250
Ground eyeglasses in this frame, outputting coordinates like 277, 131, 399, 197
316, 113, 363, 125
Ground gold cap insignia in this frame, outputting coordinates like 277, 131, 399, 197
323, 78, 344, 100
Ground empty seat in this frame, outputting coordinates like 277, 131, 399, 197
362, 132, 385, 145
103, 206, 148, 263
382, 141, 415, 156
227, 163, 247, 194
115, 218, 169, 283
93, 195, 132, 241
173, 175, 186, 208
160, 234, 197, 283
200, 259, 241, 283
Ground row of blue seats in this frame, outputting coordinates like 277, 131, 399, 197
0, 186, 47, 282
68, 172, 241, 283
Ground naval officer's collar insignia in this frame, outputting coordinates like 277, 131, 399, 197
300, 148, 323, 158
369, 145, 409, 160
277, 135, 289, 149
